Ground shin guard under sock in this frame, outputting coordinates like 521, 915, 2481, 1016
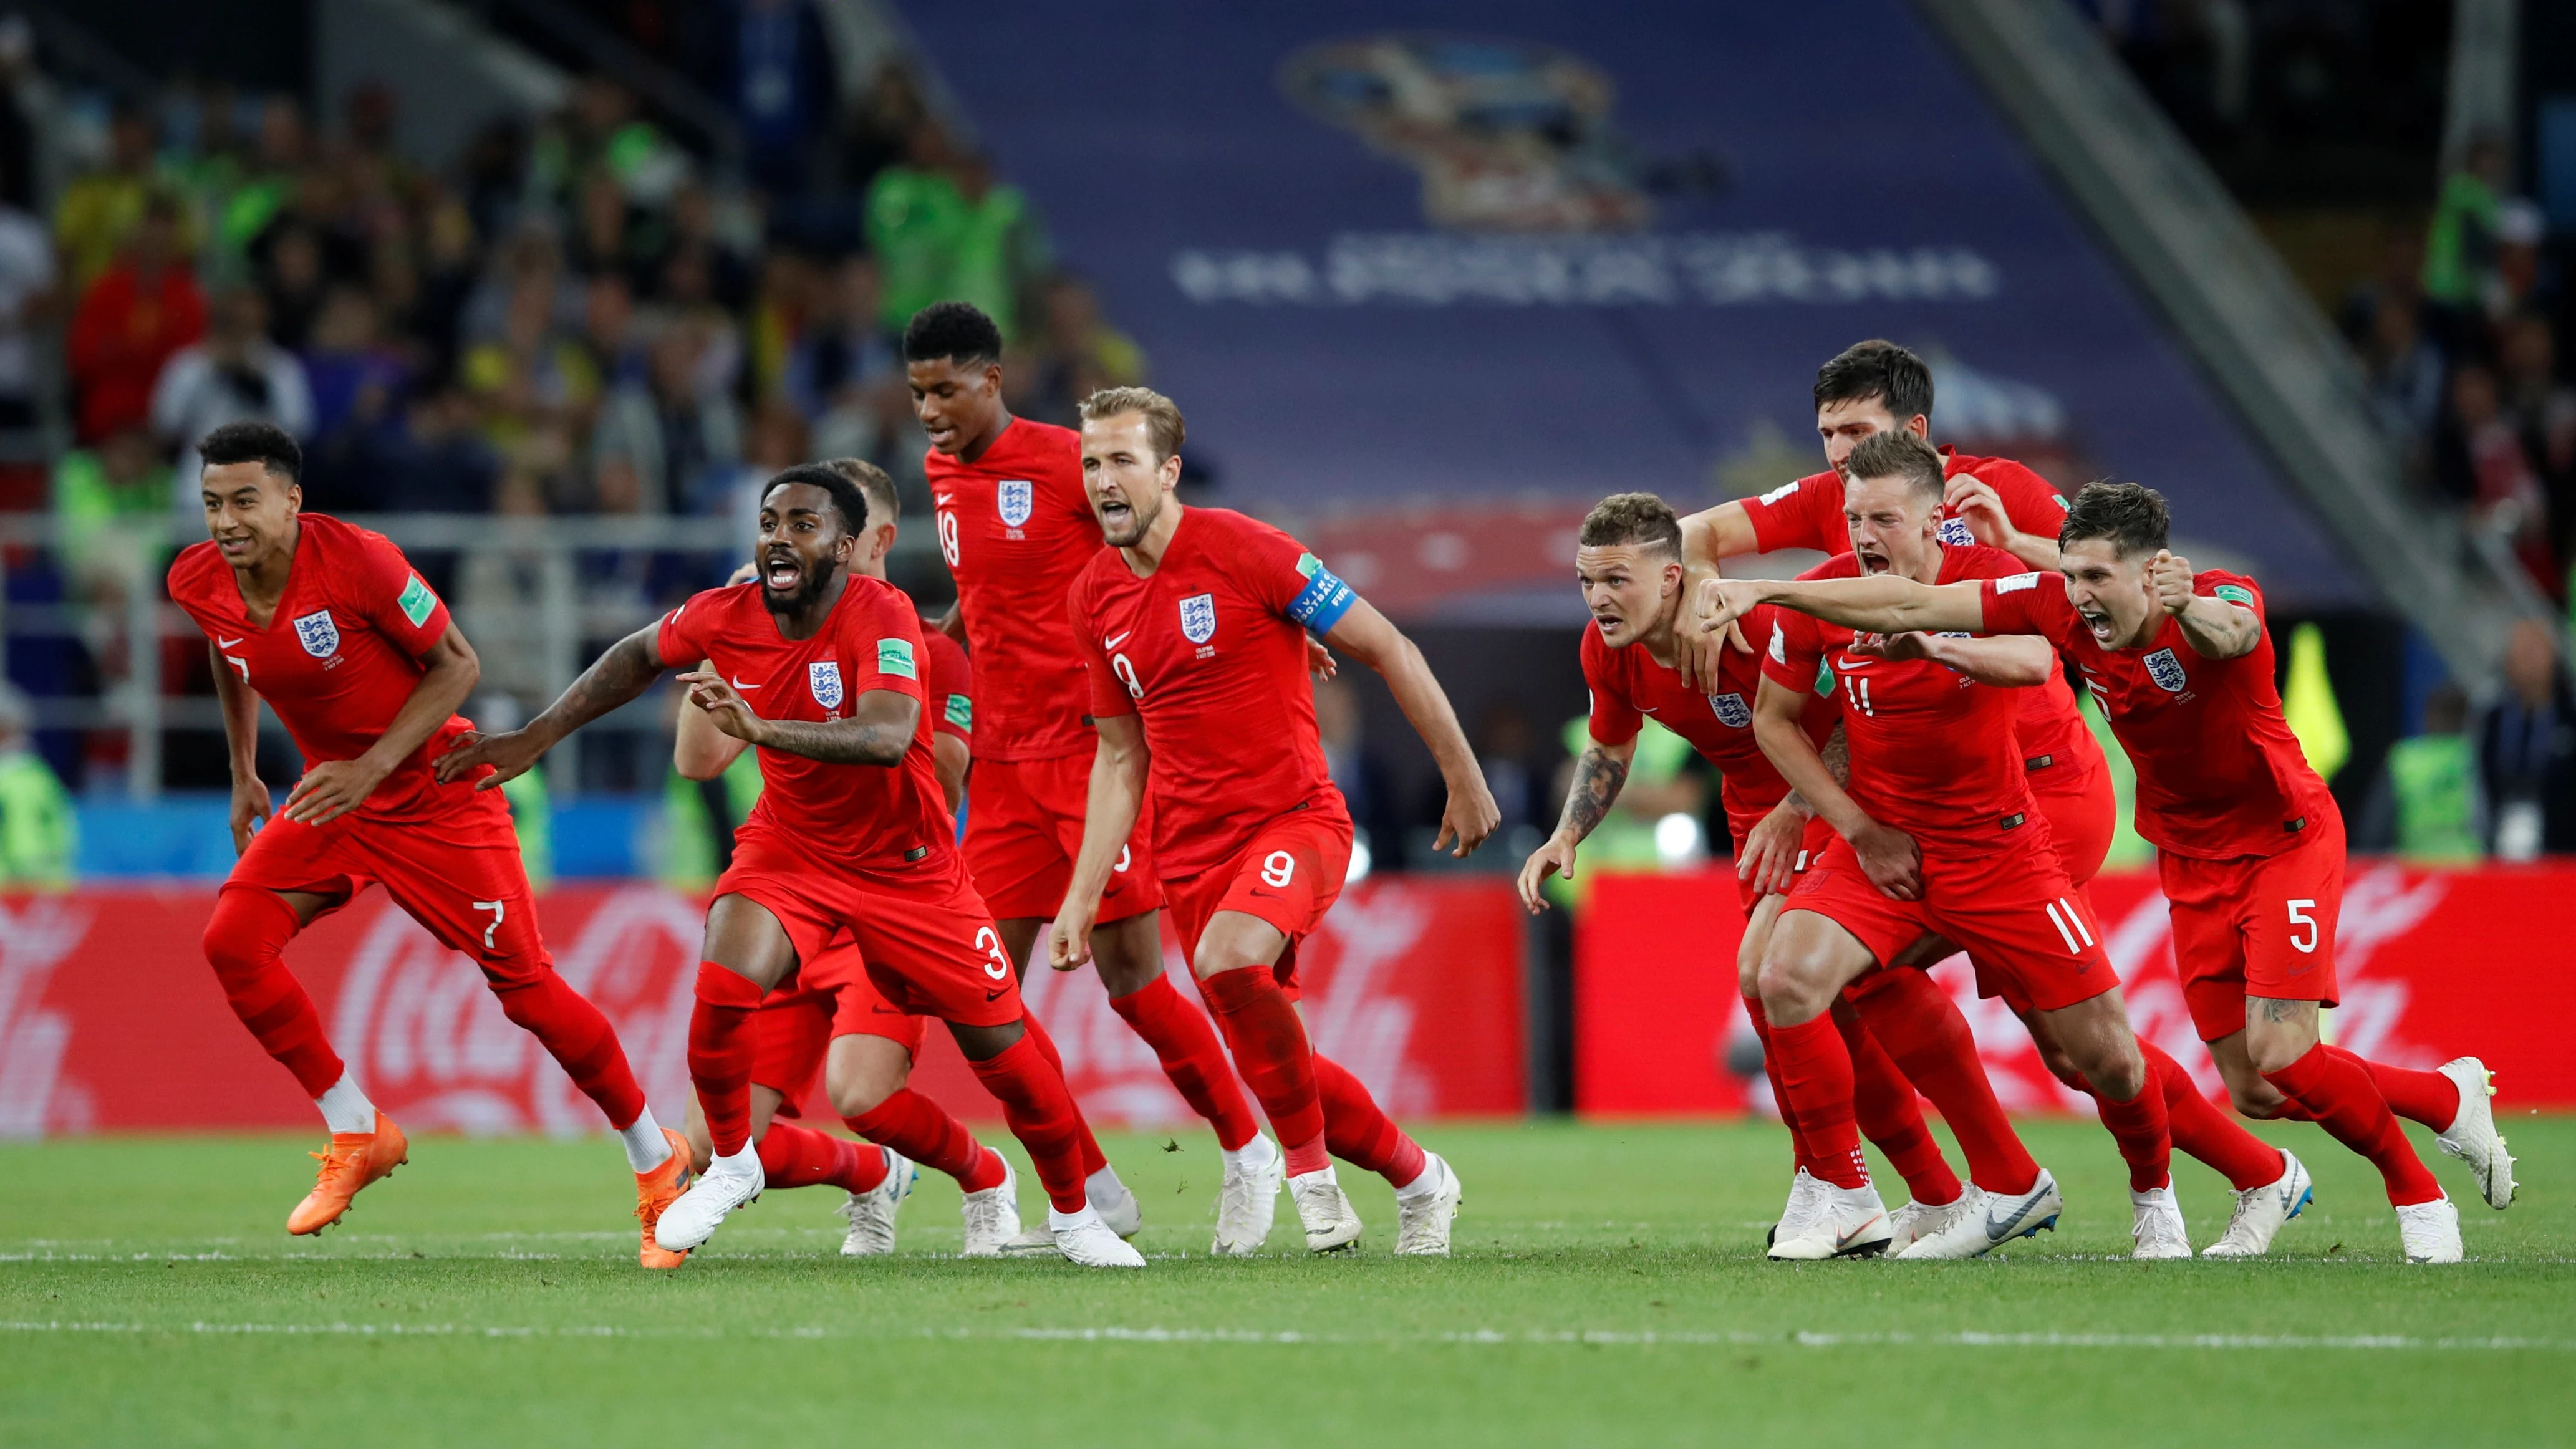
1200, 965, 1326, 1173
1834, 999, 1962, 1205
846, 1089, 1003, 1193
2322, 1045, 2461, 1130
1845, 968, 2040, 1195
1768, 1013, 1868, 1189
2091, 1071, 2173, 1193
756, 1120, 885, 1193
489, 968, 647, 1128
203, 887, 344, 1097
1111, 974, 1260, 1150
687, 963, 766, 1156
967, 1034, 1090, 1212
1743, 995, 1818, 1174
2263, 1042, 2442, 1205
1018, 1013, 1109, 1178
2144, 1041, 2282, 1191
1312, 1053, 1426, 1188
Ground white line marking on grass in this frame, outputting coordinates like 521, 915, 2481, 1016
4, 1321, 2570, 1352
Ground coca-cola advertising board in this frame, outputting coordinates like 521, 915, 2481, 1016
1574, 864, 2576, 1115
0, 877, 1523, 1137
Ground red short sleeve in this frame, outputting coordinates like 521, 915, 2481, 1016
1977, 569, 2078, 648
348, 528, 450, 659
1067, 572, 1137, 720
657, 588, 724, 668
925, 630, 973, 741
1224, 515, 1324, 615
2196, 570, 2267, 621
836, 584, 929, 703
1760, 604, 1827, 694
1954, 454, 2068, 539
1579, 627, 1643, 747
1739, 472, 1843, 554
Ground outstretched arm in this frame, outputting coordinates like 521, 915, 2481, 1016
1699, 573, 1990, 640
1517, 733, 1638, 913
288, 623, 482, 822
1323, 598, 1500, 857
435, 623, 665, 788
1846, 630, 2054, 686
1048, 712, 1150, 970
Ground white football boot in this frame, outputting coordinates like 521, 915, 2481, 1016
2129, 1183, 2193, 1259
1051, 1203, 1147, 1268
2433, 1057, 2517, 1210
1393, 1153, 1463, 1257
1883, 1188, 1967, 1256
1897, 1168, 2063, 1259
1766, 1178, 1892, 1261
2202, 1150, 2311, 1258
2396, 1195, 2463, 1264
836, 1149, 912, 1257
1212, 1135, 1284, 1256
1767, 1169, 1828, 1251
1288, 1166, 1365, 1253
653, 1143, 764, 1252
959, 1160, 1023, 1258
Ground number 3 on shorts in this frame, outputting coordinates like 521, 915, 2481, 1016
2286, 898, 2318, 954
1261, 851, 1295, 888
472, 899, 504, 950
973, 925, 1012, 980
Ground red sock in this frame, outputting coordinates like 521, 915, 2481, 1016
756, 1120, 887, 1193
1743, 995, 1817, 1175
1018, 1013, 1108, 1178
2322, 1046, 2460, 1130
687, 963, 766, 1156
488, 968, 647, 1129
1111, 975, 1260, 1151
967, 1033, 1089, 1213
203, 887, 343, 1097
1200, 965, 1326, 1175
2091, 1071, 2173, 1193
2144, 1041, 2281, 1191
2263, 1042, 2443, 1206
846, 1090, 1004, 1193
1845, 968, 2038, 1195
1313, 1054, 1427, 1188
1767, 1013, 1868, 1189
1834, 998, 1962, 1205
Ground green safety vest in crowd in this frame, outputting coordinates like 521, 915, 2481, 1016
0, 747, 75, 888
500, 767, 552, 893
1547, 713, 1697, 911
662, 748, 765, 892
2383, 734, 2481, 864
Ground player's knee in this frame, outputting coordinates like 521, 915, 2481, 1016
202, 891, 289, 978
1754, 957, 1829, 1025
825, 1054, 909, 1118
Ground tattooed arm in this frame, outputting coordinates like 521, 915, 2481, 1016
1783, 723, 1851, 815
1517, 734, 1638, 913
434, 625, 668, 788
678, 670, 917, 767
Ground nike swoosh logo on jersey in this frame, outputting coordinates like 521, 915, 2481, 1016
1105, 632, 1132, 649
1836, 657, 1874, 670
935, 494, 955, 506
731, 678, 760, 690
218, 637, 243, 649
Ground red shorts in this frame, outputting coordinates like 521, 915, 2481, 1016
1727, 812, 1840, 915
1162, 807, 1351, 1003
750, 936, 927, 1117
2029, 755, 2115, 889
1785, 820, 2116, 1014
964, 752, 1162, 923
715, 831, 1021, 1028
2159, 804, 2345, 1041
225, 791, 551, 981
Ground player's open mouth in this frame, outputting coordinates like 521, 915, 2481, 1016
924, 421, 957, 448
1099, 498, 1132, 526
1856, 549, 1888, 574
765, 555, 803, 590
2077, 607, 2113, 641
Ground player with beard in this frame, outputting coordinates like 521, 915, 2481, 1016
670, 460, 1028, 1260
1699, 478, 2515, 1263
1714, 431, 2178, 1261
1515, 492, 1981, 1250
440, 465, 1143, 1268
1049, 387, 1498, 1256
167, 421, 689, 1258
909, 302, 1276, 1249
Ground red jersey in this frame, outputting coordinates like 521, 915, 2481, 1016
167, 513, 466, 821
1069, 508, 1350, 878
926, 418, 1101, 763
1762, 546, 2053, 849
924, 627, 972, 746
1739, 447, 2067, 557
1980, 567, 2326, 860
1583, 607, 1838, 839
658, 576, 951, 872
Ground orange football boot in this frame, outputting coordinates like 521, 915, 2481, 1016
635, 1126, 696, 1269
286, 1111, 409, 1235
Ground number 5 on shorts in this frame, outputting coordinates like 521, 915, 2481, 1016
2286, 898, 2318, 954
473, 899, 504, 950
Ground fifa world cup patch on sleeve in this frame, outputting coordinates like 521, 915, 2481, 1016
944, 693, 972, 729
1759, 479, 1801, 505
398, 573, 437, 627
1996, 572, 2040, 594
876, 637, 917, 680
1285, 552, 1358, 635
2211, 584, 2255, 607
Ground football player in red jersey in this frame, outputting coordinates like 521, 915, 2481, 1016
1047, 387, 1500, 1256
672, 461, 1026, 1260
440, 465, 1144, 1268
1702, 479, 2516, 1264
909, 303, 1277, 1247
1513, 493, 1982, 1250
168, 422, 690, 1257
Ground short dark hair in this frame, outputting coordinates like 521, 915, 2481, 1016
827, 457, 899, 527
762, 461, 868, 535
1844, 430, 1946, 501
1815, 339, 1934, 424
2058, 481, 2169, 557
1578, 492, 1682, 557
902, 301, 1003, 368
198, 420, 302, 484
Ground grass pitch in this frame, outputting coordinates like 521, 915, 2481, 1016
3, 1116, 2569, 1447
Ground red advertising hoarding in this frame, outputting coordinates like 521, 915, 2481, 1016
0, 878, 1523, 1137
1575, 863, 2576, 1115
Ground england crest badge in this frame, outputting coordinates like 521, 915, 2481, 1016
292, 609, 340, 658
1179, 592, 1217, 644
809, 660, 844, 710
1935, 514, 1973, 546
997, 479, 1034, 528
2144, 647, 2188, 693
1708, 691, 1752, 728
